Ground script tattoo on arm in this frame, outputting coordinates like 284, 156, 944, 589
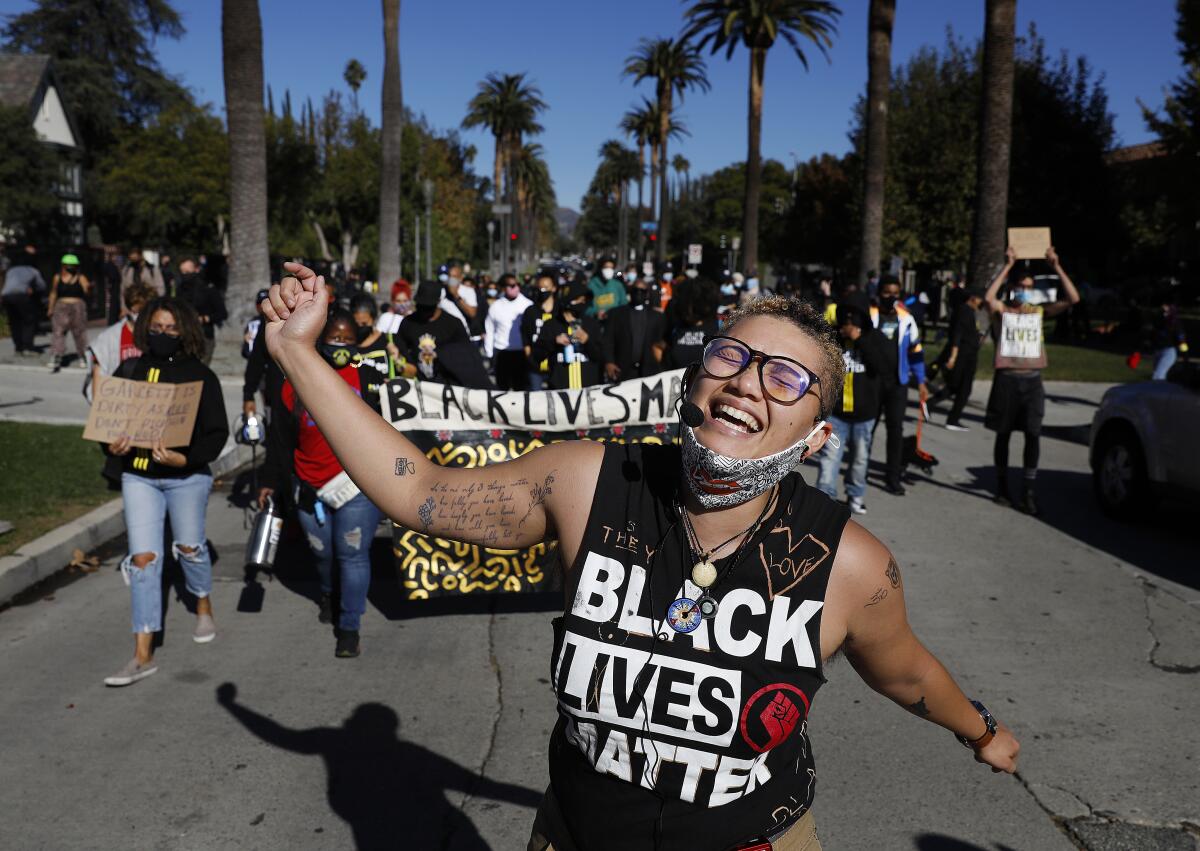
886, 557, 900, 588
864, 587, 888, 608
907, 696, 931, 717
412, 472, 557, 547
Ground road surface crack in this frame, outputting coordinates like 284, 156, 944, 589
1140, 579, 1200, 675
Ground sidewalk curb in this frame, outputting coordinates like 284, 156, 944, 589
0, 442, 254, 608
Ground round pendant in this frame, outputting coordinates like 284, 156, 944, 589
698, 593, 719, 620
691, 559, 718, 588
665, 597, 702, 634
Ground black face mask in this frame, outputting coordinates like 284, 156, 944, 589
180, 272, 201, 289
318, 341, 354, 368
879, 295, 898, 313
355, 324, 373, 344
147, 331, 181, 359
413, 306, 435, 322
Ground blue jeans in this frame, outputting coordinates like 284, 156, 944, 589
1151, 346, 1177, 381
816, 416, 876, 502
295, 488, 382, 632
121, 472, 213, 634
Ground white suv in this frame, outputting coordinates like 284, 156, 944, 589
1090, 361, 1200, 515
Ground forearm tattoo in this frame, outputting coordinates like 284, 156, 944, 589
907, 696, 931, 717
413, 470, 557, 544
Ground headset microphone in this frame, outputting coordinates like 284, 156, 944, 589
679, 401, 705, 428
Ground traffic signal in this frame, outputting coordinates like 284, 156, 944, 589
649, 233, 657, 243
510, 232, 518, 241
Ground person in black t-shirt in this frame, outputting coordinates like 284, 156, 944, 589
263, 266, 1022, 850
663, 276, 720, 371
929, 289, 985, 430
175, 257, 227, 364
397, 280, 469, 381
531, 280, 605, 389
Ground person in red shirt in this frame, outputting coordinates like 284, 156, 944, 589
260, 310, 383, 659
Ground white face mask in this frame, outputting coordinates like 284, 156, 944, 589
600, 268, 615, 281
680, 421, 834, 509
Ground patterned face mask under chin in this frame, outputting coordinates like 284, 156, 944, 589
680, 424, 814, 509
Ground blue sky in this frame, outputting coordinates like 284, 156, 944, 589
4, 0, 1183, 209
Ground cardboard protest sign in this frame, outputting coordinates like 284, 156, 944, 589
83, 375, 203, 448
382, 370, 685, 600
1007, 227, 1052, 260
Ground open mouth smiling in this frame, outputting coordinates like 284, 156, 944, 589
709, 401, 764, 435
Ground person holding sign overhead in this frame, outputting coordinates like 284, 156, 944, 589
984, 245, 1080, 515
102, 298, 229, 687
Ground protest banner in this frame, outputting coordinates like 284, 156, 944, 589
82, 376, 203, 448
1007, 227, 1052, 260
382, 369, 685, 600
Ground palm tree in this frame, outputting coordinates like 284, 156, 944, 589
377, 0, 403, 286
643, 100, 689, 226
222, 0, 270, 319
462, 72, 547, 207
966, 0, 1017, 293
598, 140, 642, 261
624, 37, 709, 263
858, 0, 895, 285
620, 98, 657, 220
343, 58, 367, 111
462, 72, 546, 270
672, 154, 691, 204
684, 0, 840, 276
509, 143, 555, 265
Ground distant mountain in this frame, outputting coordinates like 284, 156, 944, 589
554, 207, 580, 237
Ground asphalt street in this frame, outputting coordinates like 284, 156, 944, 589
0, 347, 1197, 850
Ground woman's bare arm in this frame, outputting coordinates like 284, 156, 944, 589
263, 263, 599, 550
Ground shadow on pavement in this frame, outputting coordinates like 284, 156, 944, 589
216, 682, 541, 849
914, 835, 1019, 851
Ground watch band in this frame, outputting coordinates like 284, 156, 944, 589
956, 699, 997, 750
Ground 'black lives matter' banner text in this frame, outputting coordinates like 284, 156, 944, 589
382, 370, 685, 599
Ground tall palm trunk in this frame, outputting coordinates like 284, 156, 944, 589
741, 47, 766, 276
967, 0, 1018, 291
657, 89, 671, 264
636, 142, 646, 220
378, 0, 403, 286
221, 0, 270, 321
859, 0, 895, 285
649, 142, 659, 224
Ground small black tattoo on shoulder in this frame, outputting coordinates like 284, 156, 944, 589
395, 457, 415, 476
886, 558, 900, 588
865, 587, 888, 608
418, 496, 435, 533
907, 696, 930, 717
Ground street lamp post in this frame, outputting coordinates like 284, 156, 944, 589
486, 220, 496, 277
423, 178, 434, 281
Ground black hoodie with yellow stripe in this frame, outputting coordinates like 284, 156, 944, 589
109, 352, 229, 479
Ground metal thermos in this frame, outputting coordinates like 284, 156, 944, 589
245, 496, 283, 568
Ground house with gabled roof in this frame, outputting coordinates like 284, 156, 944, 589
0, 53, 85, 242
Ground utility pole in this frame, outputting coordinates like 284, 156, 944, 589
423, 177, 434, 280
414, 214, 421, 282
486, 220, 496, 277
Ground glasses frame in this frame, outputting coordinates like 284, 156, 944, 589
699, 334, 821, 406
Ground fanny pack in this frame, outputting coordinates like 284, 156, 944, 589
315, 470, 361, 510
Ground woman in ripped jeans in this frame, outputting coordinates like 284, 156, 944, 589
259, 309, 383, 659
103, 297, 229, 686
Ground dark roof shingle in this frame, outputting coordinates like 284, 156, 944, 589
0, 53, 49, 110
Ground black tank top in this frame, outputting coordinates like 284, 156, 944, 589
56, 274, 86, 299
548, 442, 850, 850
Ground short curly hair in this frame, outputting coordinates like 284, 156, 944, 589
722, 295, 845, 417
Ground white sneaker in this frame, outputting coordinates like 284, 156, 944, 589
104, 657, 158, 687
193, 613, 217, 644
945, 421, 969, 432
849, 498, 867, 515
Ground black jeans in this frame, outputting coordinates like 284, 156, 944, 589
944, 349, 978, 424
3, 292, 39, 352
878, 382, 908, 486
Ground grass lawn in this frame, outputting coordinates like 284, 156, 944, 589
0, 422, 117, 557
924, 339, 1155, 383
